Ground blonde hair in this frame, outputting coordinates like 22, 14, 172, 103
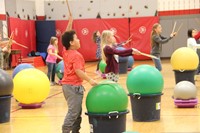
100, 30, 113, 62
49, 36, 58, 52
150, 23, 160, 47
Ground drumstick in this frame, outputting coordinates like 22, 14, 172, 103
13, 41, 28, 49
172, 21, 177, 33
140, 52, 159, 59
128, 33, 133, 40
66, 0, 72, 15
5, 32, 28, 49
176, 23, 183, 33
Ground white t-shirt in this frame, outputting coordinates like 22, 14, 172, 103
187, 38, 200, 52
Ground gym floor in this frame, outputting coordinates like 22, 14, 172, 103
1, 59, 200, 133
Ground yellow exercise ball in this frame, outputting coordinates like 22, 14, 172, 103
13, 68, 50, 104
171, 47, 199, 70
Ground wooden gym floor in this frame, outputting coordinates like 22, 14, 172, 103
0, 59, 200, 133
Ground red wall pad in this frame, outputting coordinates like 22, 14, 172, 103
9, 17, 36, 67
73, 19, 102, 61
101, 18, 129, 43
129, 17, 159, 60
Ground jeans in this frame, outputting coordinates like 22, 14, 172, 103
62, 85, 84, 133
46, 62, 56, 82
152, 56, 162, 71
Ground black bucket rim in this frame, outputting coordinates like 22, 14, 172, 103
0, 95, 12, 99
85, 110, 129, 117
173, 69, 196, 72
128, 93, 163, 97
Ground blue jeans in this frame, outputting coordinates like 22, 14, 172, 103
46, 62, 56, 82
152, 57, 162, 71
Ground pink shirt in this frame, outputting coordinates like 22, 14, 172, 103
46, 45, 57, 63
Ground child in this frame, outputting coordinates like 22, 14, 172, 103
61, 15, 97, 133
187, 29, 200, 75
101, 30, 140, 82
46, 36, 63, 86
150, 23, 176, 71
0, 33, 14, 69
92, 30, 101, 74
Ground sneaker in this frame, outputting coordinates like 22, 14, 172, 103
50, 82, 57, 86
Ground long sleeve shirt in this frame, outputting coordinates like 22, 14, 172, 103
103, 45, 133, 74
150, 34, 172, 56
187, 38, 200, 52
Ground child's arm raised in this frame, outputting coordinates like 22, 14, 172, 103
65, 15, 73, 31
75, 69, 98, 86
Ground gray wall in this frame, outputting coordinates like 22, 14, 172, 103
160, 14, 200, 58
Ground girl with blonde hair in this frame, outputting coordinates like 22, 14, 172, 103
46, 36, 63, 86
101, 30, 140, 82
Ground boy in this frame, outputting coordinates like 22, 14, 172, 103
61, 15, 97, 133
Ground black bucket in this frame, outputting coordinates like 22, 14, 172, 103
129, 93, 162, 122
0, 95, 12, 123
173, 70, 196, 84
119, 56, 128, 74
85, 110, 129, 133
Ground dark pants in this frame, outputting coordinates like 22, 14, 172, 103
46, 62, 56, 82
62, 85, 84, 133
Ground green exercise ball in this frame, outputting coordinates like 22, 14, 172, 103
86, 80, 128, 114
126, 65, 164, 94
99, 60, 106, 73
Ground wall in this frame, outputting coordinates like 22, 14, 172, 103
44, 0, 157, 20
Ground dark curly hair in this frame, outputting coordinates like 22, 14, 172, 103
62, 30, 76, 50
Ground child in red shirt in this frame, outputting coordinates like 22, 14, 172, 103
61, 15, 97, 133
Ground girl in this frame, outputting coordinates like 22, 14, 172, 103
150, 23, 176, 71
92, 30, 101, 74
187, 29, 200, 75
101, 30, 140, 82
46, 36, 63, 86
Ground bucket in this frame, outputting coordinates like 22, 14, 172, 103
129, 93, 162, 122
173, 70, 196, 84
119, 56, 128, 74
85, 110, 129, 133
0, 95, 12, 123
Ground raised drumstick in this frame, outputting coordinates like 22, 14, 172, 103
172, 21, 177, 33
66, 0, 72, 15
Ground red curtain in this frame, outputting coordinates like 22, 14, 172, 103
9, 17, 36, 66
129, 17, 159, 60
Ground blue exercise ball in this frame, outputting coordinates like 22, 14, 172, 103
12, 63, 34, 78
128, 56, 134, 68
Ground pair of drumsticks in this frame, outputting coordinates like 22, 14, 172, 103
5, 31, 28, 49
172, 21, 183, 34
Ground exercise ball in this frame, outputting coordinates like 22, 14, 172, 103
86, 80, 128, 113
126, 65, 164, 94
99, 60, 106, 73
174, 81, 197, 100
56, 60, 64, 79
13, 68, 50, 104
171, 47, 199, 70
128, 56, 134, 68
0, 69, 13, 96
12, 63, 34, 78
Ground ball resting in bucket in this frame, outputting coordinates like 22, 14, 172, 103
0, 69, 13, 123
126, 65, 164, 122
13, 68, 50, 108
85, 80, 129, 133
